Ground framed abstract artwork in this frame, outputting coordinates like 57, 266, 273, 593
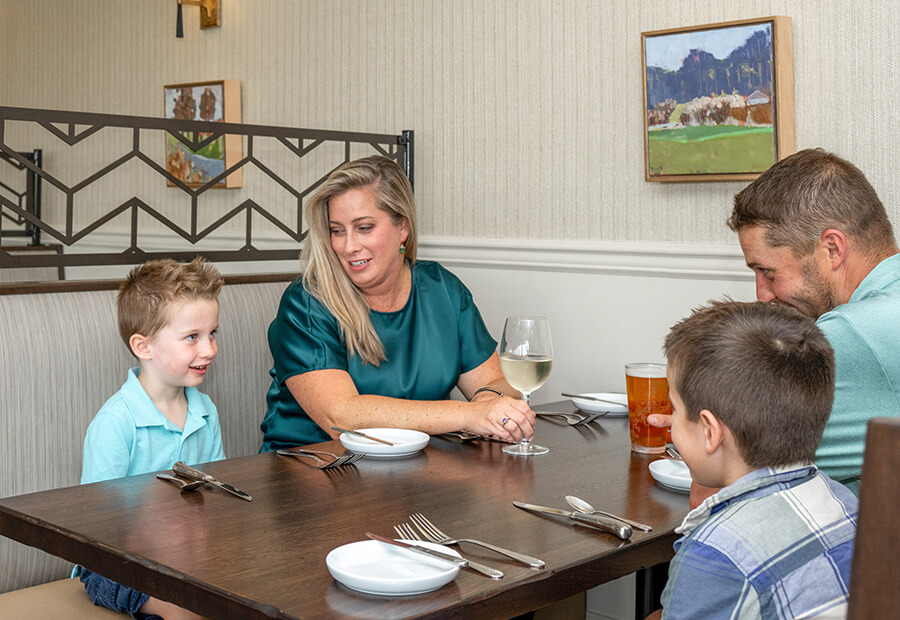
642, 16, 794, 182
164, 80, 242, 188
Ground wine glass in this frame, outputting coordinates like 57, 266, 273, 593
498, 316, 553, 456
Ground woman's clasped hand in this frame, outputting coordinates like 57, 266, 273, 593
258, 155, 535, 452
468, 391, 535, 443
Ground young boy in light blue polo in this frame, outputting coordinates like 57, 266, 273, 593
78, 258, 225, 620
657, 300, 858, 620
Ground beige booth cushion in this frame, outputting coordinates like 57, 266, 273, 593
0, 578, 122, 619
0, 276, 291, 593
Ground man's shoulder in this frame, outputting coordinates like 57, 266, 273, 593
818, 263, 900, 336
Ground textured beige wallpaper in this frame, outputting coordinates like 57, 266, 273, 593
1, 0, 898, 244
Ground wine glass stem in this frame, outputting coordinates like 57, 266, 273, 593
520, 392, 532, 446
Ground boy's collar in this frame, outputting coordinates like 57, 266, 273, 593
125, 367, 209, 427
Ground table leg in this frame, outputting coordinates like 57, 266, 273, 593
634, 561, 669, 620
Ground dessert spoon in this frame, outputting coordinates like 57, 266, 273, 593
565, 495, 652, 531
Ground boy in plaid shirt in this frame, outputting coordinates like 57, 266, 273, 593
656, 300, 857, 620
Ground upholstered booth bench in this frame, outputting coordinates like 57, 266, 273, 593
0, 273, 294, 617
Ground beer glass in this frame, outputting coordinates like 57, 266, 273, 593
625, 363, 670, 454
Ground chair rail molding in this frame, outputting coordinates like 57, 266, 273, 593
54, 231, 753, 282
417, 236, 753, 281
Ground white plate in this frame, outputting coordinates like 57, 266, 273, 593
326, 539, 460, 596
569, 392, 628, 416
649, 458, 692, 492
338, 428, 430, 458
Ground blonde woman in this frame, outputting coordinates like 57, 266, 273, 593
260, 156, 533, 451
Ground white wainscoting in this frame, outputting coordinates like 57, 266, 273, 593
418, 236, 756, 400
62, 231, 755, 399
61, 231, 754, 400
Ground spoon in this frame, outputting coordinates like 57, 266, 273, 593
565, 495, 652, 532
156, 473, 205, 492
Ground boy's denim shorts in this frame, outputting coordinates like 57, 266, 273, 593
79, 568, 161, 619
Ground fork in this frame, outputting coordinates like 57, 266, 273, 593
535, 411, 602, 426
409, 513, 545, 567
666, 446, 683, 460
276, 448, 363, 469
393, 523, 505, 578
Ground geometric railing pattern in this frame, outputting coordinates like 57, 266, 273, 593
0, 105, 412, 271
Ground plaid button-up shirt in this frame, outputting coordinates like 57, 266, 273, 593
661, 465, 858, 619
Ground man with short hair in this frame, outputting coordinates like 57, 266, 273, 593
727, 148, 900, 491
651, 148, 900, 495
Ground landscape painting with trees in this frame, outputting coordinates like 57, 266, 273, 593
642, 17, 794, 182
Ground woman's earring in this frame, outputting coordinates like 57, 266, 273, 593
400, 242, 406, 255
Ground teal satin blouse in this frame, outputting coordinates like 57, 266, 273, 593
260, 260, 497, 451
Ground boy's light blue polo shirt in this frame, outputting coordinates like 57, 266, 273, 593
81, 367, 225, 484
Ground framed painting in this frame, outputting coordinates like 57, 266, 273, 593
642, 16, 794, 182
164, 80, 242, 188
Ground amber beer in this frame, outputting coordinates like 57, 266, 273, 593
625, 363, 671, 454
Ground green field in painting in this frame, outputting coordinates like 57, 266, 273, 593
648, 126, 774, 176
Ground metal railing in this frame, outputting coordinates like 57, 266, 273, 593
0, 106, 412, 273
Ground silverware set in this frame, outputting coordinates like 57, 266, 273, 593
156, 473, 204, 492
666, 445, 683, 460
391, 513, 546, 577
535, 411, 606, 426
277, 448, 364, 469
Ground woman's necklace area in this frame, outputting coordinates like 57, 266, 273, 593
366, 262, 411, 313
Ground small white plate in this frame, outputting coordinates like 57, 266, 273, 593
326, 539, 460, 596
649, 458, 692, 492
339, 428, 430, 458
569, 392, 628, 416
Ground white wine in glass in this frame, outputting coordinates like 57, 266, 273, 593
499, 316, 552, 456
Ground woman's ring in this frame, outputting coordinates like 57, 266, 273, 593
501, 417, 509, 425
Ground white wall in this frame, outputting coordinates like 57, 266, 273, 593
420, 237, 755, 398
2, 0, 899, 247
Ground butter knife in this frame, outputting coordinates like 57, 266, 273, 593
365, 532, 504, 579
513, 501, 632, 540
173, 461, 253, 502
331, 427, 394, 445
561, 393, 626, 406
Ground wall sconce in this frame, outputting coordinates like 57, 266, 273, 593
176, 0, 221, 38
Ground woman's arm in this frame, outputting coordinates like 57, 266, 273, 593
285, 353, 535, 442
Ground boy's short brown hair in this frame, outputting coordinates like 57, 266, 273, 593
663, 300, 834, 468
117, 258, 224, 354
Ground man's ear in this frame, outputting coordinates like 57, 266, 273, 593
819, 228, 848, 270
698, 409, 725, 454
129, 333, 152, 360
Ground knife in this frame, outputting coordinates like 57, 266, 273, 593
561, 393, 626, 406
331, 427, 394, 445
365, 532, 504, 579
173, 461, 253, 502
513, 501, 632, 540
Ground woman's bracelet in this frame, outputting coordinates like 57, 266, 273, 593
472, 385, 505, 399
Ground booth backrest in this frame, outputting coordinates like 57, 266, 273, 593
0, 274, 294, 592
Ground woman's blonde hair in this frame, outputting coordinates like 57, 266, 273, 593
302, 155, 417, 365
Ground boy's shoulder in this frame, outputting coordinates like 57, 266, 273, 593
666, 467, 856, 618
680, 467, 857, 566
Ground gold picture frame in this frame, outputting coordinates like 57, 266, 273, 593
642, 16, 794, 182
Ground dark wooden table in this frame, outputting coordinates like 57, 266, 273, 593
0, 405, 689, 619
